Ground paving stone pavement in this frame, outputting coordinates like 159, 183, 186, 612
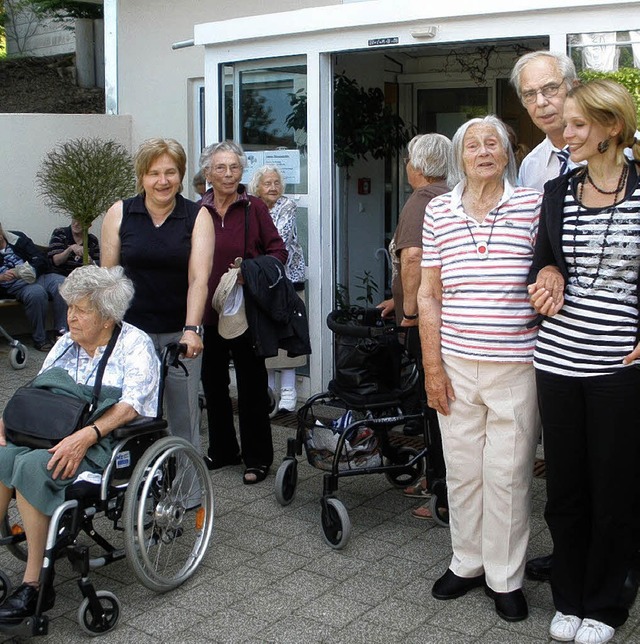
0, 338, 638, 642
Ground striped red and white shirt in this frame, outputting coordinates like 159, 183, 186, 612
422, 180, 542, 362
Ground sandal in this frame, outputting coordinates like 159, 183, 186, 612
411, 503, 433, 520
243, 465, 269, 485
403, 476, 430, 498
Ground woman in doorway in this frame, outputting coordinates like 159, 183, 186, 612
249, 164, 307, 414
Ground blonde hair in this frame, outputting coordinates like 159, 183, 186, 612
567, 80, 640, 162
134, 138, 187, 194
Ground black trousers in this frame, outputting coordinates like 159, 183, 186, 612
201, 326, 273, 470
537, 366, 640, 627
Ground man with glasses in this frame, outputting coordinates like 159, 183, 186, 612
510, 51, 579, 192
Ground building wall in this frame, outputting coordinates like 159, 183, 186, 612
0, 114, 132, 245
116, 0, 338, 189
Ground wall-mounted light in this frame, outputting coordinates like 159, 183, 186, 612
410, 26, 438, 39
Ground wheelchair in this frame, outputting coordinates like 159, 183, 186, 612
0, 343, 215, 637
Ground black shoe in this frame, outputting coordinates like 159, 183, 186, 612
203, 454, 241, 471
0, 583, 55, 623
403, 419, 423, 436
525, 554, 553, 582
485, 587, 528, 622
34, 341, 53, 352
432, 569, 485, 600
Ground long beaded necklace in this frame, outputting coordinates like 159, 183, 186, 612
572, 163, 628, 289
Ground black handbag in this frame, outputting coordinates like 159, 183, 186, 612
3, 325, 121, 450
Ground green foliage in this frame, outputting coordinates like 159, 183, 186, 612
354, 270, 379, 308
579, 68, 640, 123
286, 72, 414, 168
27, 0, 102, 20
335, 282, 349, 311
37, 138, 134, 264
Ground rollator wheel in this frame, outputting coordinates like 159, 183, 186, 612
0, 498, 28, 561
77, 590, 121, 635
9, 344, 27, 370
321, 497, 351, 550
123, 436, 215, 593
274, 459, 298, 506
384, 446, 425, 488
0, 570, 12, 605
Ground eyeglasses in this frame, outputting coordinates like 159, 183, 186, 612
211, 164, 242, 175
521, 82, 565, 105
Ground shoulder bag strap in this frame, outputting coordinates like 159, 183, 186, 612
89, 324, 122, 413
244, 200, 250, 259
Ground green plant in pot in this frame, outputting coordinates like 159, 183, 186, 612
37, 137, 135, 264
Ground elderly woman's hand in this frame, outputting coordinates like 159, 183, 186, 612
527, 265, 565, 317
425, 365, 456, 416
47, 427, 95, 480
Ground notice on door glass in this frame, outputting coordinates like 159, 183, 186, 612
242, 149, 301, 186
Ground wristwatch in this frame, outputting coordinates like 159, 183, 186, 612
183, 325, 204, 337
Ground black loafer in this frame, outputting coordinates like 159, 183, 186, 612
432, 569, 485, 600
525, 553, 553, 582
485, 587, 528, 622
0, 583, 55, 623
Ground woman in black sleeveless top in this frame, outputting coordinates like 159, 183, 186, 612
101, 139, 214, 486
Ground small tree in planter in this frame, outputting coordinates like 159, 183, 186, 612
37, 137, 135, 264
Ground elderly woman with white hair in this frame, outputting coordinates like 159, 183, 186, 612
199, 141, 287, 485
418, 116, 542, 621
0, 265, 160, 623
248, 165, 307, 414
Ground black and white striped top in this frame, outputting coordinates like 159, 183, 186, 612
534, 169, 640, 377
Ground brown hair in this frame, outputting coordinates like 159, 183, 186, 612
134, 138, 187, 194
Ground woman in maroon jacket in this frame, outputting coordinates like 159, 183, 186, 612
199, 141, 287, 484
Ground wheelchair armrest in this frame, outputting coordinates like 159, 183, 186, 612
112, 417, 169, 441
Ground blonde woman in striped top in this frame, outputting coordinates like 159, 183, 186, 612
419, 115, 542, 622
528, 80, 640, 644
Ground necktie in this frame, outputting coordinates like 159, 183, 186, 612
555, 147, 570, 176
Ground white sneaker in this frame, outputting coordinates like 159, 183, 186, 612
574, 618, 615, 644
550, 611, 582, 642
278, 387, 297, 412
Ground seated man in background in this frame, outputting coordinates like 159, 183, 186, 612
0, 223, 67, 351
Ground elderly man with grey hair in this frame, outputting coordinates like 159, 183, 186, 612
510, 51, 579, 192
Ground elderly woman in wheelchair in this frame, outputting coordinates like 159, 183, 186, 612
0, 265, 214, 636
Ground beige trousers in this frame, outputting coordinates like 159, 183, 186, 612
438, 354, 540, 592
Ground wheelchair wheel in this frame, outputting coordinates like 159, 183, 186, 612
0, 498, 27, 561
77, 590, 120, 636
321, 497, 351, 549
0, 570, 11, 605
274, 459, 298, 506
9, 344, 28, 370
384, 446, 425, 488
123, 436, 214, 593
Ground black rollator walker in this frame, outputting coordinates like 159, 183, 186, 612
275, 306, 448, 549
0, 343, 215, 637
